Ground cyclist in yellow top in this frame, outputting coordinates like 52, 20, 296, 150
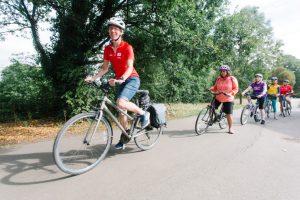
267, 77, 280, 119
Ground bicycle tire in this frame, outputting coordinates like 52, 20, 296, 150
195, 107, 211, 135
134, 117, 162, 151
219, 112, 227, 129
265, 101, 272, 118
281, 101, 286, 117
53, 112, 112, 175
254, 106, 261, 122
286, 103, 291, 116
240, 105, 251, 125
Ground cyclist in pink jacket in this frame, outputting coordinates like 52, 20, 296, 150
210, 65, 239, 134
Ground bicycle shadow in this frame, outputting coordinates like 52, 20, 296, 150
162, 127, 228, 138
0, 151, 73, 186
0, 143, 143, 186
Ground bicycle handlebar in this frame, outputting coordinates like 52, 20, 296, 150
211, 91, 231, 97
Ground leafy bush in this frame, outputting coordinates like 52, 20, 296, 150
0, 62, 55, 121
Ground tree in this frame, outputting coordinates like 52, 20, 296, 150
0, 61, 55, 121
271, 67, 295, 85
129, 0, 227, 102
0, 0, 147, 114
1, 0, 228, 113
275, 54, 300, 96
214, 6, 283, 102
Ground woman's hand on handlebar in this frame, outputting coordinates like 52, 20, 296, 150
108, 79, 124, 86
211, 91, 231, 97
84, 76, 94, 83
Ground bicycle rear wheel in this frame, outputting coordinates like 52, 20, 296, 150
195, 107, 212, 135
240, 105, 251, 125
134, 120, 162, 151
53, 112, 112, 175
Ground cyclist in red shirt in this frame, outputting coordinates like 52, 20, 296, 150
85, 17, 150, 150
279, 79, 294, 111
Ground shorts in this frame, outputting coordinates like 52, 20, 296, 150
117, 76, 140, 101
214, 99, 234, 115
279, 95, 291, 102
251, 95, 266, 109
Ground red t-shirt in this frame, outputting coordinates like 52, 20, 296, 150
280, 85, 293, 95
104, 41, 139, 79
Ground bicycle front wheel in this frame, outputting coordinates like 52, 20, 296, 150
265, 101, 272, 118
195, 107, 211, 135
281, 101, 287, 117
53, 112, 112, 175
240, 105, 251, 125
134, 124, 162, 151
254, 107, 261, 122
219, 112, 227, 129
286, 104, 291, 116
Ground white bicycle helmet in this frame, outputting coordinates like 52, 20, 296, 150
255, 73, 263, 78
219, 65, 231, 71
271, 76, 278, 80
107, 17, 125, 30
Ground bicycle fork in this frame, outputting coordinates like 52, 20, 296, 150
83, 110, 104, 146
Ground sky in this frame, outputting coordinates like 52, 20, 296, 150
230, 0, 300, 58
0, 0, 300, 72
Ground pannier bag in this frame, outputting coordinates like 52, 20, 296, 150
147, 104, 167, 128
138, 94, 151, 110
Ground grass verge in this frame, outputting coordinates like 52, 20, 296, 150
0, 101, 246, 147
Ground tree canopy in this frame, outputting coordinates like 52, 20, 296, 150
0, 0, 299, 119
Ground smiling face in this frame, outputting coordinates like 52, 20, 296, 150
108, 25, 123, 41
255, 75, 262, 82
220, 70, 228, 77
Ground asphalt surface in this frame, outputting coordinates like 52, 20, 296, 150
1, 99, 300, 200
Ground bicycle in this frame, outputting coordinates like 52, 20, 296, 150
240, 93, 261, 125
53, 80, 163, 175
265, 94, 275, 118
195, 92, 227, 135
280, 94, 292, 117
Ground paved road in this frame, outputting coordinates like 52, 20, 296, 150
1, 99, 300, 200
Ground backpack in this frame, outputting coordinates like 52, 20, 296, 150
147, 104, 167, 128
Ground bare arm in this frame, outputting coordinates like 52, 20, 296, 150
242, 86, 252, 95
85, 60, 109, 82
120, 59, 134, 80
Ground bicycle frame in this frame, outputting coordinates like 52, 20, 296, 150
246, 95, 258, 112
96, 95, 136, 139
207, 96, 225, 125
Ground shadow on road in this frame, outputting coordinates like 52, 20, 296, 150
0, 145, 142, 186
162, 128, 228, 138
0, 152, 74, 185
